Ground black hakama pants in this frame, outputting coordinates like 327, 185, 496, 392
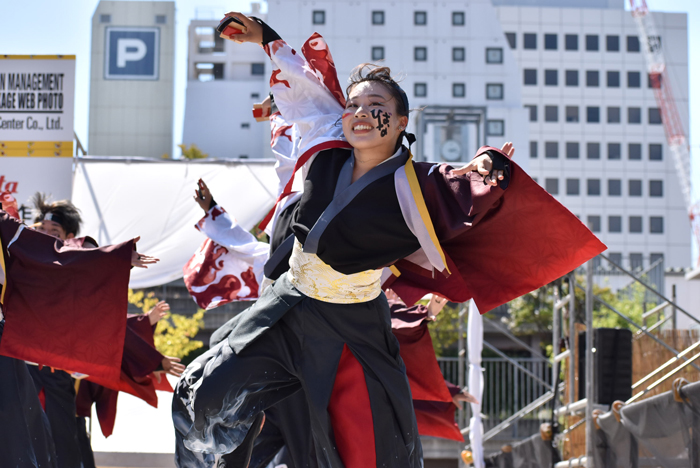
0, 320, 58, 468
173, 275, 422, 468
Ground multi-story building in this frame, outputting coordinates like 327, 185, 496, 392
495, 0, 691, 270
88, 1, 175, 158
181, 0, 691, 269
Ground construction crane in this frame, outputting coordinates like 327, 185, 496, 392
629, 0, 700, 266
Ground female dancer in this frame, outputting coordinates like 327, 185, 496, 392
173, 13, 604, 468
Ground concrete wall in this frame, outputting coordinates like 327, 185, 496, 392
88, 1, 175, 157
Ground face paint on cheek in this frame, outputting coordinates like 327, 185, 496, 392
370, 110, 392, 137
342, 111, 352, 120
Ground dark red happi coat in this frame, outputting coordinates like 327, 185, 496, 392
77, 315, 172, 437
0, 212, 133, 384
391, 158, 606, 311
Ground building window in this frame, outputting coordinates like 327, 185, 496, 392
586, 35, 599, 51
608, 216, 622, 233
486, 83, 504, 100
607, 71, 620, 87
587, 107, 600, 123
251, 63, 265, 75
414, 47, 427, 61
372, 11, 385, 25
452, 11, 465, 26
545, 141, 559, 159
545, 178, 559, 195
565, 70, 579, 87
629, 143, 642, 160
607, 107, 621, 123
453, 47, 465, 62
545, 69, 558, 86
627, 35, 640, 52
630, 253, 644, 270
312, 10, 326, 25
523, 69, 537, 85
195, 62, 224, 81
487, 120, 504, 136
530, 141, 538, 158
155, 15, 167, 24
608, 179, 622, 196
372, 47, 385, 61
99, 14, 111, 23
587, 142, 601, 160
486, 48, 503, 64
453, 83, 466, 98
650, 253, 664, 266
414, 82, 427, 97
608, 143, 621, 160
649, 108, 662, 124
628, 107, 641, 124
587, 179, 601, 196
606, 35, 620, 51
525, 105, 537, 122
586, 70, 599, 87
608, 252, 623, 266
565, 34, 578, 50
650, 215, 665, 232
629, 216, 643, 233
566, 142, 580, 159
241, 123, 250, 129
649, 143, 663, 160
649, 180, 663, 197
566, 106, 579, 123
628, 179, 642, 196
250, 93, 260, 99
524, 33, 537, 50
196, 26, 224, 53
239, 155, 249, 159
505, 33, 516, 49
545, 105, 558, 122
545, 34, 558, 50
566, 178, 580, 195
627, 71, 641, 88
414, 11, 427, 25
587, 216, 601, 233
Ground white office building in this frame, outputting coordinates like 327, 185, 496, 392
181, 0, 692, 269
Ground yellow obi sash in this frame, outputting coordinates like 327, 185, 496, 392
287, 239, 382, 304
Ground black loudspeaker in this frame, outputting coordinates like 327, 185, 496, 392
578, 328, 633, 405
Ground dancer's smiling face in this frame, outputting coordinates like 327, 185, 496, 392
342, 81, 408, 154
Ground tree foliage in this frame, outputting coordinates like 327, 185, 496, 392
178, 143, 208, 160
427, 302, 465, 357
127, 290, 206, 359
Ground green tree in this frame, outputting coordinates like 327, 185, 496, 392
128, 290, 206, 359
427, 302, 463, 356
178, 143, 208, 160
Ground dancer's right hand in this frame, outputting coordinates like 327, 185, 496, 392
220, 12, 263, 44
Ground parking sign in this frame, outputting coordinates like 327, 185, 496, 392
104, 27, 160, 80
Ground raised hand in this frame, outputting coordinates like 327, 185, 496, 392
426, 295, 447, 320
219, 12, 263, 44
451, 142, 515, 186
147, 300, 170, 325
131, 236, 159, 268
193, 178, 213, 212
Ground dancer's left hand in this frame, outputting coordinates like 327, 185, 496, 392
452, 142, 515, 186
453, 390, 480, 408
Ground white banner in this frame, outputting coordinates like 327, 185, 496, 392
0, 56, 75, 143
468, 300, 485, 468
71, 158, 278, 289
0, 157, 73, 219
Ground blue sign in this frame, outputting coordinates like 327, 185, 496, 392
104, 27, 160, 80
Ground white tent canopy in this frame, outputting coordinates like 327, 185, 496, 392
71, 157, 278, 289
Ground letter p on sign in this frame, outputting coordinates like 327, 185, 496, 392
105, 27, 160, 80
116, 38, 147, 67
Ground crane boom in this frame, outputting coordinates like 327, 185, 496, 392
629, 0, 700, 264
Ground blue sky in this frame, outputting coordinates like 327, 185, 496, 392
2, 0, 698, 208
